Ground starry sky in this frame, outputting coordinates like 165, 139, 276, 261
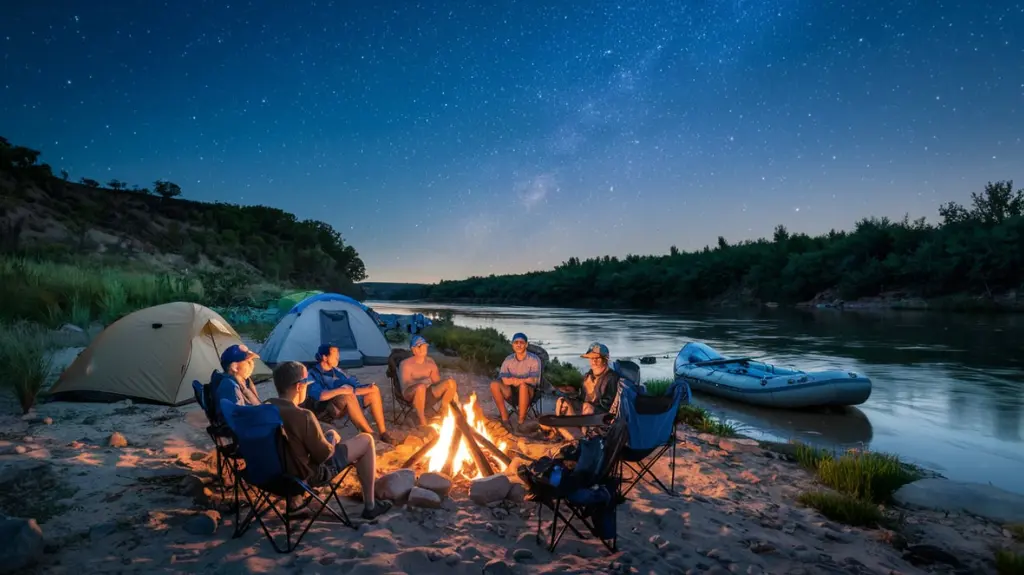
2, 1, 1022, 283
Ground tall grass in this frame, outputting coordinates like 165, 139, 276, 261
0, 256, 205, 327
0, 323, 56, 414
995, 549, 1024, 575
546, 358, 584, 390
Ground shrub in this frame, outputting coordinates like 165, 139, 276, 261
995, 549, 1024, 575
1007, 524, 1024, 542
676, 403, 736, 436
797, 491, 884, 527
794, 443, 923, 504
420, 324, 510, 374
384, 329, 408, 344
546, 358, 584, 390
0, 323, 55, 414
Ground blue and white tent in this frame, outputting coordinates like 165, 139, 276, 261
260, 293, 391, 367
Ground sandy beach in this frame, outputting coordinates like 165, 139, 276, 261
1, 347, 1021, 575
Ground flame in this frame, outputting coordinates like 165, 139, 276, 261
424, 393, 508, 479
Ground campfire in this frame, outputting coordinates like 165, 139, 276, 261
402, 393, 512, 479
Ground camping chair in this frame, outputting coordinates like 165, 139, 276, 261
386, 349, 443, 426
615, 378, 687, 497
191, 377, 246, 510
218, 400, 355, 553
502, 361, 546, 422
521, 413, 629, 553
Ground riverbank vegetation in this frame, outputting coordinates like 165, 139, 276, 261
793, 443, 924, 528
396, 180, 1024, 310
0, 323, 55, 414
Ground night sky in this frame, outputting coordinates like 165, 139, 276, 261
2, 2, 1022, 283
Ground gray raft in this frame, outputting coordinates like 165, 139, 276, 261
673, 342, 872, 409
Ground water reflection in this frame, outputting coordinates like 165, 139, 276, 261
369, 301, 1024, 494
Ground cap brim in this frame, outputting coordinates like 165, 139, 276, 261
580, 352, 604, 359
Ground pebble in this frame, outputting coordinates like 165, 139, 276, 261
109, 432, 128, 448
183, 511, 219, 536
512, 548, 533, 561
483, 558, 514, 574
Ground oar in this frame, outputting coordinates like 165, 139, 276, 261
689, 357, 754, 367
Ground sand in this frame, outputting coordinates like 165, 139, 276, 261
0, 350, 1019, 574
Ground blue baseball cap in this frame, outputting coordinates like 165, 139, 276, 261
512, 332, 528, 343
316, 344, 336, 359
221, 344, 259, 369
410, 335, 428, 349
580, 342, 609, 359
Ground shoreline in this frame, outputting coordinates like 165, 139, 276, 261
2, 344, 1022, 573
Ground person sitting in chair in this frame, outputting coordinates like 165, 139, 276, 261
267, 361, 393, 520
213, 344, 263, 423
546, 342, 621, 440
398, 335, 459, 427
488, 332, 542, 433
306, 345, 395, 445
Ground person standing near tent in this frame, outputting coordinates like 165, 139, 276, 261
307, 344, 396, 445
398, 335, 460, 427
488, 332, 542, 433
213, 344, 263, 422
267, 361, 393, 520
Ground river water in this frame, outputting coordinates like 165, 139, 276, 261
368, 301, 1024, 495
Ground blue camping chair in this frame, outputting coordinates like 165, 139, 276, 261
615, 377, 688, 497
500, 360, 546, 421
219, 400, 355, 553
191, 375, 246, 510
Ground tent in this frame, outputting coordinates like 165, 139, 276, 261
276, 290, 323, 315
260, 293, 391, 367
49, 302, 272, 406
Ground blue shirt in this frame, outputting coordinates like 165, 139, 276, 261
498, 352, 542, 386
212, 372, 262, 423
307, 365, 366, 402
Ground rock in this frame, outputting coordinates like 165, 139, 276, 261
374, 469, 415, 501
178, 474, 207, 497
0, 516, 44, 573
470, 474, 511, 506
483, 558, 515, 575
189, 451, 207, 461
512, 548, 534, 562
109, 432, 128, 448
506, 483, 526, 503
416, 472, 452, 498
444, 552, 460, 566
893, 478, 1024, 524
41, 417, 53, 426
408, 487, 442, 508
183, 510, 220, 536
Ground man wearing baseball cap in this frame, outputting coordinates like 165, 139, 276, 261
398, 335, 459, 427
266, 361, 392, 520
546, 342, 621, 440
212, 344, 263, 423
307, 344, 395, 445
488, 332, 542, 433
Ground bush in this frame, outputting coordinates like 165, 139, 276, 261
796, 491, 885, 527
794, 443, 923, 504
0, 323, 55, 414
676, 403, 736, 436
420, 324, 510, 374
995, 549, 1024, 575
1007, 524, 1024, 542
384, 329, 408, 344
546, 358, 583, 390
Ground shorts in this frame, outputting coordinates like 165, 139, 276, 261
316, 442, 350, 483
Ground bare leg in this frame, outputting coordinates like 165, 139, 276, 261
341, 433, 377, 510
337, 394, 373, 435
432, 378, 459, 413
489, 380, 512, 422
364, 386, 387, 433
411, 385, 429, 426
517, 384, 533, 425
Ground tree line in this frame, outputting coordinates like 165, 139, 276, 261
1, 136, 368, 294
397, 181, 1024, 310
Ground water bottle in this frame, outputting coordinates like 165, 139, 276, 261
550, 465, 563, 487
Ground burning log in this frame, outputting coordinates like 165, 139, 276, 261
468, 429, 512, 466
449, 400, 494, 477
441, 428, 463, 477
401, 435, 440, 469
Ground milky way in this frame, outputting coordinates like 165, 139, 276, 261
2, 1, 1022, 282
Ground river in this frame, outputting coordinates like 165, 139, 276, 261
368, 301, 1024, 495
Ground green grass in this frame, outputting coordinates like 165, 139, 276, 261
420, 323, 511, 374
0, 322, 57, 414
995, 549, 1024, 575
1007, 524, 1024, 542
675, 402, 737, 436
546, 358, 584, 390
794, 443, 923, 504
796, 491, 885, 527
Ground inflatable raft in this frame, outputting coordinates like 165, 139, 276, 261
673, 342, 872, 408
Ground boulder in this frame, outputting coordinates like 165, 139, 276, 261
375, 469, 415, 502
0, 516, 44, 573
893, 478, 1024, 524
470, 474, 511, 506
408, 486, 442, 509
416, 472, 452, 499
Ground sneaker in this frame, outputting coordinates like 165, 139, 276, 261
361, 499, 393, 520
379, 431, 396, 445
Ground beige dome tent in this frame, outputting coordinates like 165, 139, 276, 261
49, 302, 271, 406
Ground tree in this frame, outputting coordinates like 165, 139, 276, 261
60, 169, 69, 181
107, 179, 125, 190
153, 180, 182, 199
80, 178, 100, 188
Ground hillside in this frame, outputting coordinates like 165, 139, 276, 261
388, 181, 1024, 312
0, 136, 366, 298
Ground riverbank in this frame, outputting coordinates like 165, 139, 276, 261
2, 341, 1022, 574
